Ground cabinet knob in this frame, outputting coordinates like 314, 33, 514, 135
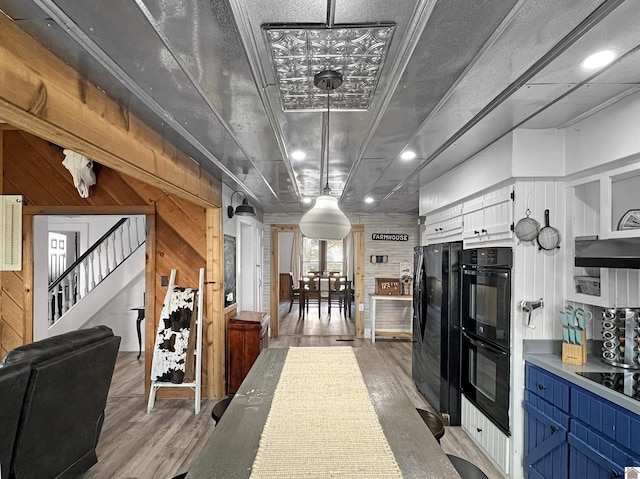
611, 471, 621, 478
537, 383, 545, 390
476, 427, 483, 433
474, 230, 480, 235
481, 228, 487, 234
550, 425, 558, 434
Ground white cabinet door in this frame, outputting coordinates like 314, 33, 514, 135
425, 205, 463, 243
463, 185, 514, 246
462, 196, 485, 241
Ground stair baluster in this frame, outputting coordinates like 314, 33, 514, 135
104, 237, 111, 276
119, 223, 126, 263
83, 256, 90, 297
97, 243, 103, 282
134, 217, 142, 247
89, 251, 96, 289
111, 229, 118, 271
126, 220, 133, 255
60, 277, 69, 316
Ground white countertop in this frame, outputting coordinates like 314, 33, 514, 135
524, 350, 640, 416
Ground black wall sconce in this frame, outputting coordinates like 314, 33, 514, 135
227, 191, 256, 218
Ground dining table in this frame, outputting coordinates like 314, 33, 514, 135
185, 347, 460, 478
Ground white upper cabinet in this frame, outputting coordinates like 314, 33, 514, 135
424, 204, 463, 244
462, 185, 514, 247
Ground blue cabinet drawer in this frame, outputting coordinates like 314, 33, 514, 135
526, 364, 570, 412
571, 386, 640, 456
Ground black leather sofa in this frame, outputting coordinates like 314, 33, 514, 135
0, 325, 120, 479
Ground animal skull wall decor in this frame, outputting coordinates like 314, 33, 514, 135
62, 149, 97, 198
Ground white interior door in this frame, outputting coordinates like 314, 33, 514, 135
239, 221, 255, 311
48, 232, 67, 282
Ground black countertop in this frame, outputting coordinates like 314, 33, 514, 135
524, 343, 640, 416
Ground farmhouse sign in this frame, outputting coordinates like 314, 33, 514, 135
371, 233, 409, 241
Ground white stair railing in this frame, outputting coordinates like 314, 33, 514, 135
48, 217, 145, 326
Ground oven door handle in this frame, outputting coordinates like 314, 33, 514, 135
462, 268, 509, 278
463, 331, 508, 356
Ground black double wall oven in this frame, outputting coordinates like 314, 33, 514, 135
460, 247, 512, 436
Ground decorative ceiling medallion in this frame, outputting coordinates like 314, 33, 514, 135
263, 24, 396, 111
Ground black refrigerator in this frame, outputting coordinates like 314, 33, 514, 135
412, 242, 462, 425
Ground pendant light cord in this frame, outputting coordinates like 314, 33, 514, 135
325, 90, 330, 192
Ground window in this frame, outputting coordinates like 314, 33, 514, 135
302, 237, 343, 275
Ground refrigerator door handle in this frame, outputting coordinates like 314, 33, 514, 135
463, 331, 508, 356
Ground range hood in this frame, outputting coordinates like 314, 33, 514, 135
575, 237, 640, 269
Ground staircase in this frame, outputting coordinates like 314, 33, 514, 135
48, 217, 145, 332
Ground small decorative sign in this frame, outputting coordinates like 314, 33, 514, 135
372, 233, 409, 241
375, 277, 401, 295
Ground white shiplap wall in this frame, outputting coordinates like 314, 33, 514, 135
513, 180, 566, 341
363, 215, 419, 335
511, 179, 565, 479
262, 213, 419, 336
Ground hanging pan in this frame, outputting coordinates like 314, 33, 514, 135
514, 209, 540, 244
537, 209, 561, 251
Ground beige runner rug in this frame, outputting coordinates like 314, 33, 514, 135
250, 347, 403, 478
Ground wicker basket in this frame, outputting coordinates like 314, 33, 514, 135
574, 276, 601, 296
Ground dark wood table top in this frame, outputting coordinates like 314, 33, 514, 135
186, 347, 460, 478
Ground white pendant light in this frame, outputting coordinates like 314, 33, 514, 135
300, 189, 351, 240
300, 70, 351, 241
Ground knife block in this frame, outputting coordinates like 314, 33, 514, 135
562, 331, 587, 365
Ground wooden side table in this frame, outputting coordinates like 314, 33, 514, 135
226, 311, 269, 394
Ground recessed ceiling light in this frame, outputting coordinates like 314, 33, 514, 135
401, 150, 416, 160
580, 50, 616, 70
365, 197, 375, 203
302, 197, 312, 204
291, 150, 306, 161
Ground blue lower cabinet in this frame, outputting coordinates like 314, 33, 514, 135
568, 433, 624, 479
572, 385, 640, 457
524, 395, 569, 479
524, 363, 640, 479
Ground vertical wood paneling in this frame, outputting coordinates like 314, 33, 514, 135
514, 179, 566, 341
206, 207, 225, 399
144, 212, 156, 399
22, 214, 33, 344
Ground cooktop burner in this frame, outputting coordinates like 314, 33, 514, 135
576, 372, 640, 401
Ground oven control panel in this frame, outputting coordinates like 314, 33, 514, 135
462, 247, 512, 267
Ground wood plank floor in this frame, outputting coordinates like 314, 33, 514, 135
82, 303, 504, 478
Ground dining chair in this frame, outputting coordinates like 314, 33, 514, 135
300, 275, 321, 319
288, 272, 300, 313
328, 275, 349, 317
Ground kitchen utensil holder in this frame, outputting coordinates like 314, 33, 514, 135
562, 331, 587, 365
600, 308, 640, 369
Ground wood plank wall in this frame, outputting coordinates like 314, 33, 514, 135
1, 130, 219, 398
